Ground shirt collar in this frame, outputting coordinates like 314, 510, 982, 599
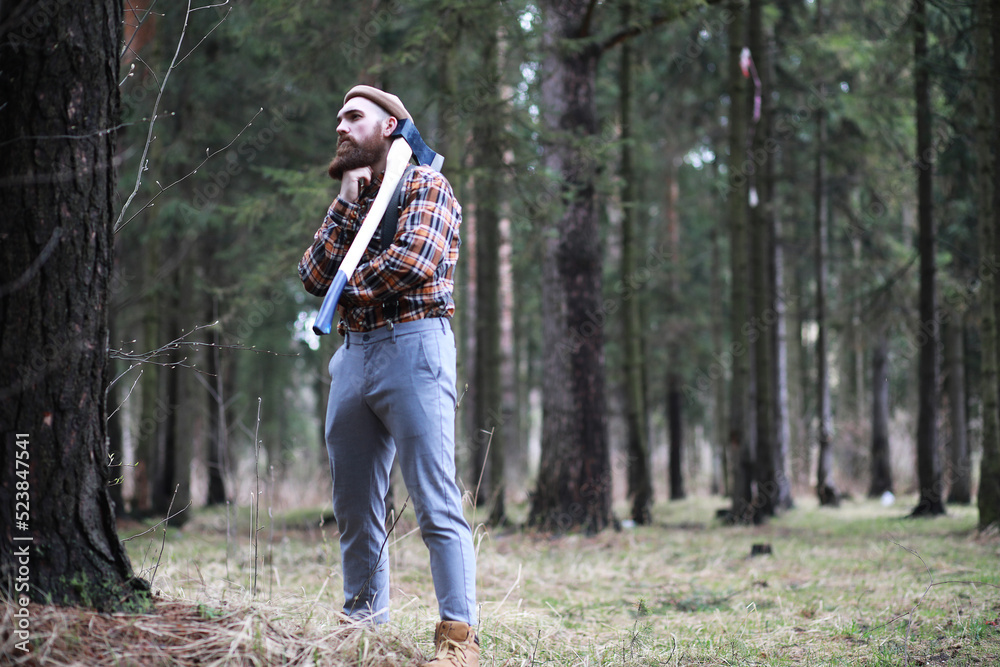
361, 171, 387, 197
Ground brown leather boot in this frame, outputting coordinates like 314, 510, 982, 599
421, 620, 480, 667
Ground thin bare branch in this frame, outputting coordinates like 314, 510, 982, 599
107, 368, 143, 422
114, 108, 264, 234
0, 226, 62, 297
116, 0, 194, 230
120, 0, 161, 60
121, 500, 191, 543
174, 3, 232, 68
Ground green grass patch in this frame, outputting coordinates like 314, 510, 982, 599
111, 493, 1000, 665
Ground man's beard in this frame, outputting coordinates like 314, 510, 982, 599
328, 133, 387, 180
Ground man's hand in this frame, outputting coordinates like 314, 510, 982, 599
339, 166, 374, 203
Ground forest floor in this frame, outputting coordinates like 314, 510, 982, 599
3, 494, 999, 666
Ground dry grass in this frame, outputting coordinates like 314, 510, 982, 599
3, 494, 1000, 666
1, 598, 421, 666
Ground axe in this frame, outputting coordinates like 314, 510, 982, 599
312, 119, 444, 336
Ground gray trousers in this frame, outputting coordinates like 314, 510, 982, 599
325, 317, 476, 625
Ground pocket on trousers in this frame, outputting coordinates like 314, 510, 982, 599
328, 345, 343, 377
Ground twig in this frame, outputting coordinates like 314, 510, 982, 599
0, 227, 62, 297
226, 500, 232, 582
473, 427, 495, 510
884, 540, 1000, 666
350, 495, 410, 618
107, 368, 142, 422
108, 322, 217, 370
120, 0, 161, 61
251, 397, 262, 597
109, 322, 293, 376
174, 3, 232, 67
116, 0, 195, 230
488, 563, 521, 621
0, 123, 138, 149
121, 501, 191, 542
114, 108, 263, 234
268, 464, 275, 602
107, 360, 141, 391
148, 485, 184, 591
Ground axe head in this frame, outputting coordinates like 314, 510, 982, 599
392, 118, 444, 171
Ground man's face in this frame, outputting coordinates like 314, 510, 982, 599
328, 98, 390, 180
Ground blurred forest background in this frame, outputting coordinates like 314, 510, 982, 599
107, 0, 1000, 532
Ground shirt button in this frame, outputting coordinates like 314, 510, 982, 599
363, 334, 370, 341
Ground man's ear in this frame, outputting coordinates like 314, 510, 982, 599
382, 116, 398, 137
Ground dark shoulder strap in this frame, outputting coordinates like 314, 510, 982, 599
380, 164, 414, 324
379, 164, 414, 252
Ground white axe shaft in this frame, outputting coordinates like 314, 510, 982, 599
338, 137, 412, 277
312, 137, 412, 335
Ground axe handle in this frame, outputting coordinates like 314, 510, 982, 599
313, 138, 413, 335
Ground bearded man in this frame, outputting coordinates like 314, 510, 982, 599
299, 85, 479, 667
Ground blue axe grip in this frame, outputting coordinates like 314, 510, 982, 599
312, 270, 349, 336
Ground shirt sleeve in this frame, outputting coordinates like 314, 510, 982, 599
298, 197, 359, 297
339, 169, 459, 306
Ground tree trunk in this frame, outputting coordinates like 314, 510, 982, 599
944, 319, 970, 504
152, 262, 183, 515
710, 224, 728, 496
135, 242, 161, 513
529, 0, 610, 533
977, 0, 1000, 530
994, 0, 1000, 528
667, 384, 684, 502
499, 214, 519, 517
0, 0, 150, 610
205, 294, 228, 506
666, 159, 684, 502
620, 2, 654, 520
437, 20, 471, 485
472, 20, 506, 525
770, 75, 792, 511
869, 331, 894, 497
814, 0, 839, 507
911, 0, 945, 517
750, 0, 778, 518
793, 260, 811, 488
107, 300, 127, 516
727, 0, 754, 522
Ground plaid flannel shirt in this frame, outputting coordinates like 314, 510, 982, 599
298, 165, 462, 334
